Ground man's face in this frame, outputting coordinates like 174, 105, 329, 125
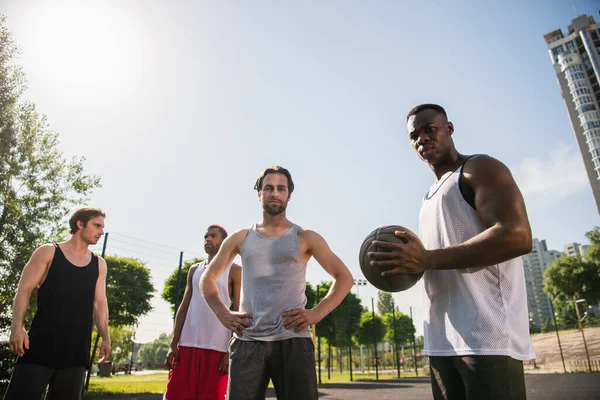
258, 173, 290, 216
407, 109, 454, 165
78, 216, 105, 245
204, 227, 224, 256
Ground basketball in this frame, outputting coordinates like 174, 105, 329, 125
359, 225, 424, 292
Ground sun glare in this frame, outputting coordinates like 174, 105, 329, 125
28, 4, 135, 88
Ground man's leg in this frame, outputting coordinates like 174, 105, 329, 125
227, 339, 269, 400
269, 338, 318, 400
164, 346, 195, 400
3, 363, 53, 400
45, 367, 86, 400
429, 356, 466, 400
454, 356, 526, 400
195, 348, 228, 400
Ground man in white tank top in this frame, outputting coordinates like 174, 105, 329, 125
200, 166, 354, 400
163, 225, 242, 400
369, 104, 535, 399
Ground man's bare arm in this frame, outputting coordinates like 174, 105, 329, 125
283, 231, 353, 332
370, 156, 532, 274
170, 265, 196, 346
94, 257, 111, 362
200, 230, 251, 334
165, 265, 196, 368
9, 244, 54, 356
229, 264, 242, 312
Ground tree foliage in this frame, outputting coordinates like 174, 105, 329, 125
315, 282, 362, 348
90, 325, 134, 364
138, 333, 171, 365
354, 311, 385, 346
544, 255, 600, 311
377, 291, 395, 315
161, 257, 204, 314
0, 16, 101, 333
382, 312, 415, 345
105, 255, 155, 327
584, 227, 600, 263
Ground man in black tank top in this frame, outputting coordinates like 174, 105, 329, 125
4, 207, 111, 400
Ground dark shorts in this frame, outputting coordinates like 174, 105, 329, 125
227, 337, 317, 400
429, 355, 526, 400
3, 363, 86, 400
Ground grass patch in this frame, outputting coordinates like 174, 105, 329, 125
84, 371, 169, 396
83, 369, 429, 396
317, 370, 427, 384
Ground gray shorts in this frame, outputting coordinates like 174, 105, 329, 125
430, 355, 526, 400
227, 337, 318, 400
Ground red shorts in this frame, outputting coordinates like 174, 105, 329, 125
165, 346, 228, 400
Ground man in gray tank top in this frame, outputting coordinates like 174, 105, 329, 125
368, 104, 534, 400
200, 166, 353, 400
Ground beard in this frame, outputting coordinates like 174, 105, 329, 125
263, 201, 287, 215
204, 244, 219, 256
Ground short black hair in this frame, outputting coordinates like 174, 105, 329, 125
406, 104, 447, 121
207, 224, 228, 240
254, 166, 295, 194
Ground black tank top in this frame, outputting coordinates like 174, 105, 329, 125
18, 244, 99, 368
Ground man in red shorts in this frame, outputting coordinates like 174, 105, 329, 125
163, 225, 241, 400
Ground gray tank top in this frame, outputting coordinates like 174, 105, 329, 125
237, 223, 311, 341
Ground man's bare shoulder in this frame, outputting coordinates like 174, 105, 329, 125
463, 155, 510, 177
297, 227, 327, 246
224, 228, 248, 242
97, 256, 107, 272
34, 244, 57, 260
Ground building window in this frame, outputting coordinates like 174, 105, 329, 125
552, 45, 564, 57
579, 104, 596, 113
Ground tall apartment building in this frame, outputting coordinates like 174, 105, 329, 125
544, 14, 600, 214
564, 242, 589, 257
522, 239, 562, 329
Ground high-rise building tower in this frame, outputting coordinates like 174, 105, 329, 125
522, 239, 562, 329
544, 14, 600, 214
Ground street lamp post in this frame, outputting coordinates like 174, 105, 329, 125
549, 301, 567, 373
354, 279, 367, 373
573, 298, 592, 372
354, 279, 367, 297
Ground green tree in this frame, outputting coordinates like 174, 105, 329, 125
0, 16, 101, 333
305, 282, 317, 309
542, 318, 555, 333
138, 333, 171, 366
584, 227, 600, 262
105, 255, 155, 327
162, 257, 204, 313
354, 312, 385, 346
315, 282, 363, 348
377, 291, 395, 315
543, 255, 600, 316
91, 325, 134, 364
382, 312, 416, 345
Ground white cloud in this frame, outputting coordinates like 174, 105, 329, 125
512, 143, 590, 200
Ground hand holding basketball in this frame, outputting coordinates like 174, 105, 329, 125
359, 225, 424, 292
369, 229, 432, 276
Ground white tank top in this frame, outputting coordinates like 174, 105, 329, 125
178, 261, 233, 352
418, 158, 535, 360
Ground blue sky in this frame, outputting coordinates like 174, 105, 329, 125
2, 0, 599, 343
